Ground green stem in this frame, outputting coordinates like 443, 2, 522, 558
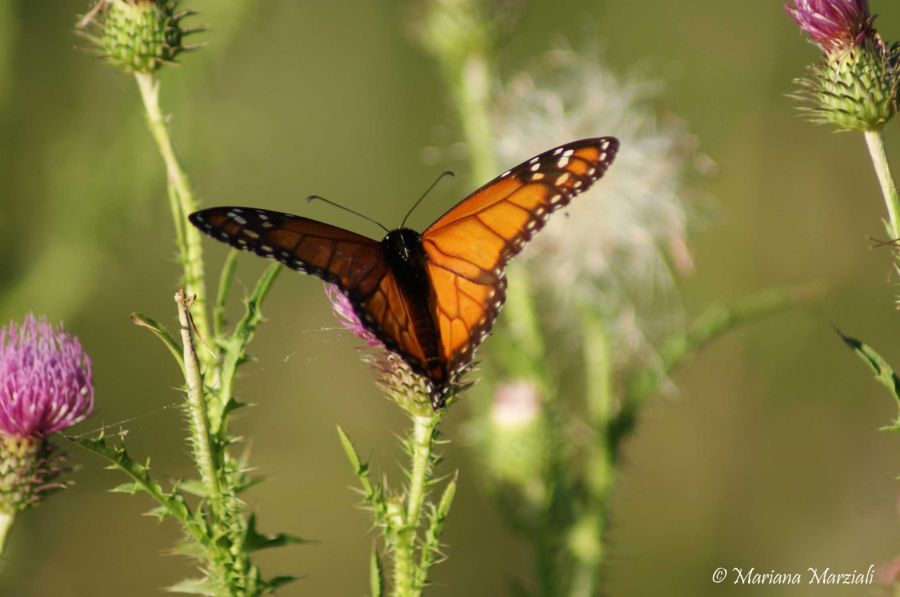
568, 313, 615, 597
213, 249, 240, 343
864, 129, 900, 242
0, 511, 13, 559
451, 53, 498, 183
503, 270, 548, 378
213, 263, 282, 435
615, 285, 817, 454
393, 412, 441, 597
175, 290, 221, 517
136, 72, 211, 355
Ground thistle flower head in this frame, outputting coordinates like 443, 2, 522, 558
478, 380, 551, 500
323, 282, 382, 349
491, 49, 697, 363
77, 0, 201, 74
785, 0, 874, 54
787, 0, 900, 131
323, 283, 462, 415
0, 314, 94, 439
0, 315, 91, 514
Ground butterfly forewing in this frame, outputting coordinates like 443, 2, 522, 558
421, 137, 619, 369
189, 207, 388, 301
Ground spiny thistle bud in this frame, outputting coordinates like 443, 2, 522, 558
77, 0, 201, 74
0, 315, 94, 514
481, 381, 551, 501
787, 0, 900, 131
0, 438, 70, 514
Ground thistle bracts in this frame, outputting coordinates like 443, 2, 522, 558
78, 0, 202, 74
324, 282, 468, 417
793, 34, 900, 131
787, 0, 900, 131
0, 437, 69, 515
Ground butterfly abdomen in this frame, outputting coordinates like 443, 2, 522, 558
381, 229, 449, 402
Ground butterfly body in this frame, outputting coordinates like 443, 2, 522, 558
189, 137, 620, 409
378, 227, 447, 391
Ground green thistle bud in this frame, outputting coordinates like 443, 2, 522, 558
795, 37, 900, 131
481, 381, 552, 502
77, 0, 201, 74
0, 437, 70, 514
786, 1, 900, 131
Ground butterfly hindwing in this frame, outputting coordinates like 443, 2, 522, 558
421, 137, 619, 368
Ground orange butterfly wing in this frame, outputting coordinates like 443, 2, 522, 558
356, 272, 430, 370
422, 137, 619, 372
189, 207, 388, 300
189, 207, 432, 376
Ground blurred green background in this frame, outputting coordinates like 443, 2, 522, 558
2, 1, 900, 595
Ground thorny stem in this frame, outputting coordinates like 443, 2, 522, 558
175, 290, 221, 518
453, 53, 497, 184
393, 412, 441, 597
0, 511, 13, 560
136, 73, 211, 359
864, 130, 900, 247
569, 313, 615, 597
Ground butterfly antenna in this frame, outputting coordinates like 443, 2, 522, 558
306, 195, 390, 233
400, 170, 455, 229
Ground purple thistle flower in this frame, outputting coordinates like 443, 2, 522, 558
0, 314, 94, 438
323, 283, 447, 414
323, 283, 383, 348
785, 0, 874, 53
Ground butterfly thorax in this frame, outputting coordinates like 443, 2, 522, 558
382, 228, 426, 270
381, 228, 446, 391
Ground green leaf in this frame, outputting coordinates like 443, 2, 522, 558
213, 248, 240, 341
144, 505, 170, 521
416, 472, 458, 589
263, 576, 300, 593
177, 478, 208, 498
233, 474, 267, 495
838, 329, 900, 430
337, 425, 363, 474
243, 514, 308, 552
110, 482, 141, 495
69, 434, 207, 542
168, 541, 207, 558
370, 544, 384, 597
436, 472, 458, 520
838, 329, 900, 398
211, 262, 282, 432
130, 312, 185, 375
618, 285, 818, 452
165, 577, 221, 596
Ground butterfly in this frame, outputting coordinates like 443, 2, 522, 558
189, 137, 619, 409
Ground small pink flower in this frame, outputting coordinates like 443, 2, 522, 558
491, 380, 541, 429
323, 283, 382, 348
0, 315, 94, 438
785, 0, 874, 53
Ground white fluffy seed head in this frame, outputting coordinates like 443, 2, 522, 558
491, 47, 698, 369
